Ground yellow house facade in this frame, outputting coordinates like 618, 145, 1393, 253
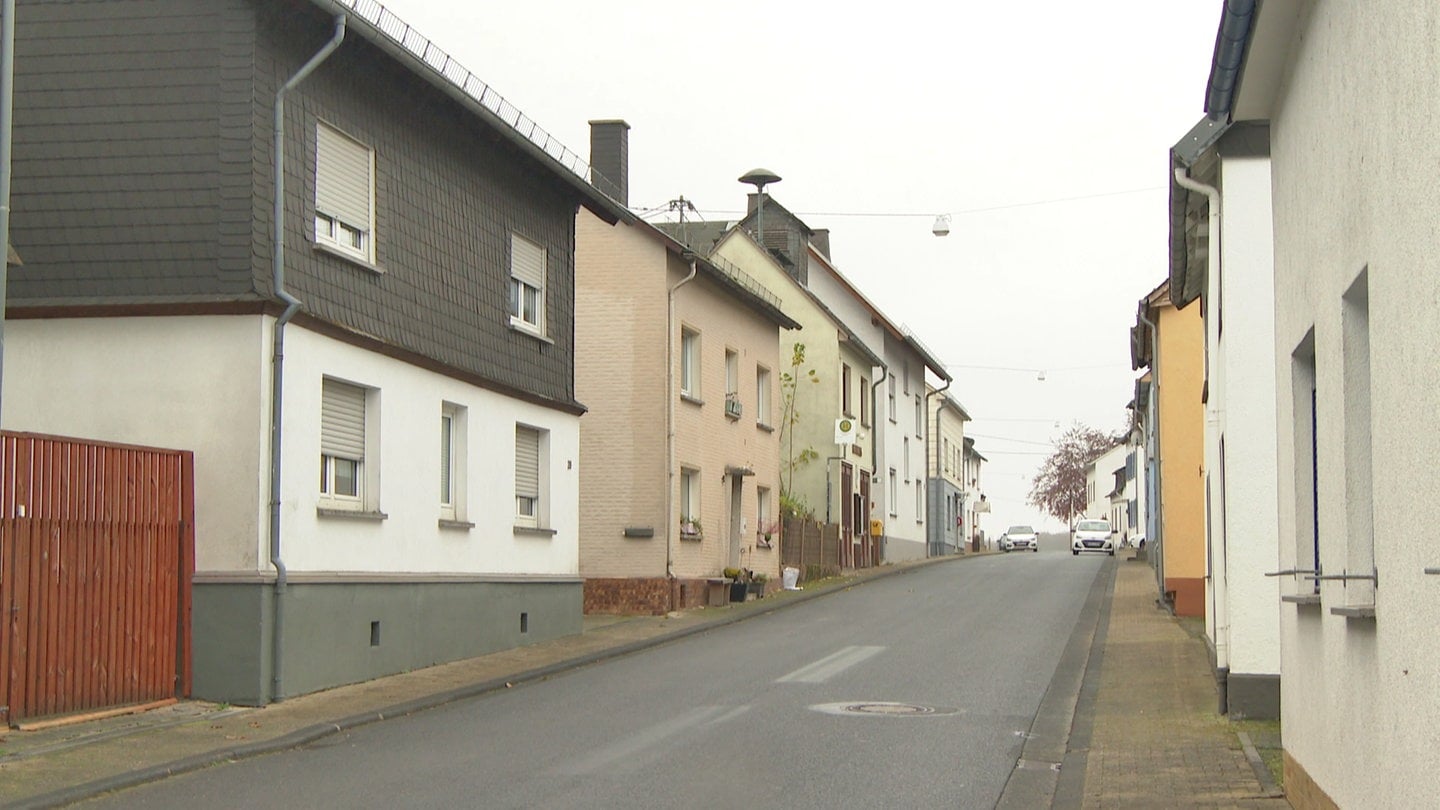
1144, 281, 1206, 617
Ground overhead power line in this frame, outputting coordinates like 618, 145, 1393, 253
645, 185, 1164, 222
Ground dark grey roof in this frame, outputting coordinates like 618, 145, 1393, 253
641, 222, 798, 331
1205, 0, 1258, 121
655, 220, 733, 254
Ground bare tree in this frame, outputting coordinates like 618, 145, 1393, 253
1028, 423, 1124, 526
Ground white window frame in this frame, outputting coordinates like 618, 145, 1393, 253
915, 480, 923, 523
841, 363, 853, 416
915, 394, 924, 438
1341, 272, 1375, 607
320, 377, 377, 512
725, 349, 741, 417
509, 234, 547, 336
440, 403, 467, 523
903, 437, 911, 482
757, 486, 772, 542
756, 366, 772, 428
680, 467, 701, 537
859, 375, 870, 426
887, 374, 897, 423
515, 424, 547, 529
680, 327, 700, 399
888, 468, 898, 517
314, 122, 375, 264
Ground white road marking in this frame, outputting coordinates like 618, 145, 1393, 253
776, 645, 886, 683
562, 705, 748, 775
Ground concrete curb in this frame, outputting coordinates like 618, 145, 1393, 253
996, 556, 1117, 809
12, 554, 975, 809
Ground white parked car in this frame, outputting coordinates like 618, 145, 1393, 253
1000, 525, 1039, 553
1071, 519, 1115, 556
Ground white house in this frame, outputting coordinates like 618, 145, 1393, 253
1169, 116, 1281, 719
1, 0, 627, 705
1207, 0, 1440, 804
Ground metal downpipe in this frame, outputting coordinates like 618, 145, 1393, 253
867, 366, 887, 565
923, 378, 951, 556
1137, 308, 1164, 600
1172, 167, 1229, 696
0, 0, 16, 428
665, 258, 698, 610
268, 14, 346, 703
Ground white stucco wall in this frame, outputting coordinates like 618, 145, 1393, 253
2, 316, 266, 571
1263, 2, 1440, 804
1216, 155, 1280, 681
283, 326, 581, 577
1, 315, 581, 578
1086, 444, 1128, 523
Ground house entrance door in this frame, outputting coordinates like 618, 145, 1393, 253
858, 472, 872, 568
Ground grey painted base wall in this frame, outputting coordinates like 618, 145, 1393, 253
192, 579, 581, 706
1227, 672, 1280, 720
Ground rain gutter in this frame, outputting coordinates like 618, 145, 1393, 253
268, 14, 347, 704
1205, 0, 1257, 121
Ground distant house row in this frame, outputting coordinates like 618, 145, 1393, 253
1123, 2, 1437, 807
0, 0, 985, 713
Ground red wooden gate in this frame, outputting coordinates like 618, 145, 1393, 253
0, 432, 194, 726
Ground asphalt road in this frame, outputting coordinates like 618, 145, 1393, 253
85, 549, 1106, 809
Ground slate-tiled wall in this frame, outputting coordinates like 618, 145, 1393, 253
8, 0, 581, 408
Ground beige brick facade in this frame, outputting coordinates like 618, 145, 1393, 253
576, 212, 786, 613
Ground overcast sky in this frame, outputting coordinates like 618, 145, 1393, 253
375, 0, 1224, 533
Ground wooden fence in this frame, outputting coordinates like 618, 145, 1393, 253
0, 432, 194, 726
779, 518, 845, 580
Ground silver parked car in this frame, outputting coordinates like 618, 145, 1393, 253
1001, 525, 1039, 552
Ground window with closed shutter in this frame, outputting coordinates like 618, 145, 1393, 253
515, 425, 541, 524
315, 123, 373, 260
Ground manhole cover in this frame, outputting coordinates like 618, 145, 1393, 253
810, 702, 959, 717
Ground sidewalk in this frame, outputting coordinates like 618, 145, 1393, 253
0, 552, 1290, 809
1071, 552, 1290, 809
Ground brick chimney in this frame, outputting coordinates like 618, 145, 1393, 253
588, 119, 630, 207
811, 228, 831, 260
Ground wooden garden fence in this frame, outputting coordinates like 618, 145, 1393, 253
0, 432, 194, 726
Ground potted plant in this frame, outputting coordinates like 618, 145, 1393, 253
748, 572, 768, 599
724, 567, 749, 603
680, 516, 703, 539
756, 518, 779, 549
